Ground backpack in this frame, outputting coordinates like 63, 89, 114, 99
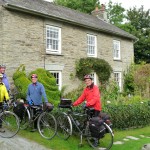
99, 112, 113, 132
89, 116, 105, 138
13, 102, 25, 120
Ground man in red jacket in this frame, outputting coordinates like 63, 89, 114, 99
73, 74, 102, 117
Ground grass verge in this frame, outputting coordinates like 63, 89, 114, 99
18, 125, 150, 150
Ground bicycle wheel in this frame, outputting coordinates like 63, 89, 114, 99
86, 122, 114, 150
0, 111, 20, 138
56, 112, 72, 140
20, 108, 30, 130
37, 112, 57, 140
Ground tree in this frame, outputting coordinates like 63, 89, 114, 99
54, 0, 100, 14
107, 1, 126, 25
126, 6, 150, 63
106, 3, 150, 63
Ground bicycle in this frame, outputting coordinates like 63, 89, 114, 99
19, 102, 57, 140
56, 99, 114, 150
0, 101, 20, 138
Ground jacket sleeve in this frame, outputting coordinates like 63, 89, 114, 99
26, 86, 32, 102
41, 84, 48, 103
73, 90, 86, 106
86, 86, 100, 107
4, 86, 9, 100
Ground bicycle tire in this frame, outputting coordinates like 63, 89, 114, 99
0, 111, 20, 138
37, 112, 57, 140
20, 107, 30, 130
86, 122, 114, 150
56, 112, 72, 140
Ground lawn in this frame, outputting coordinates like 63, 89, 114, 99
19, 125, 150, 150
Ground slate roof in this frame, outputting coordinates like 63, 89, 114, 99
1, 0, 137, 40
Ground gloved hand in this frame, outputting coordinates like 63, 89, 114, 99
28, 100, 34, 105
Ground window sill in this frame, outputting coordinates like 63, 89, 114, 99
113, 59, 122, 62
46, 52, 64, 56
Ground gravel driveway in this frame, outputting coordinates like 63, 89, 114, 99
0, 135, 51, 150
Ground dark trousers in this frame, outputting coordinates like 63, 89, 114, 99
94, 110, 100, 117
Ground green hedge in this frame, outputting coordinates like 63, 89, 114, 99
103, 102, 150, 129
13, 65, 60, 106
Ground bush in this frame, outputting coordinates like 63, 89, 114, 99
13, 65, 60, 106
104, 101, 150, 129
12, 64, 31, 99
76, 57, 112, 83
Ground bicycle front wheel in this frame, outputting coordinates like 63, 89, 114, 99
56, 112, 72, 140
37, 112, 57, 140
0, 111, 20, 138
86, 122, 114, 150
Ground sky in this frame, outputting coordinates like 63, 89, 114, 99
99, 0, 150, 10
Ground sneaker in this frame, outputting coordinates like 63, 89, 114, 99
30, 128, 37, 132
0, 128, 5, 133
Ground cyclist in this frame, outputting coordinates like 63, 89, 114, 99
72, 74, 102, 117
73, 74, 102, 147
26, 74, 48, 132
0, 73, 10, 132
0, 64, 10, 92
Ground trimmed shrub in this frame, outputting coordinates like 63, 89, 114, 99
12, 64, 31, 99
104, 101, 150, 129
13, 65, 60, 106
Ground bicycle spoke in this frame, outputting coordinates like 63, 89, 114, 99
86, 123, 114, 150
56, 113, 72, 140
0, 111, 20, 138
38, 112, 57, 140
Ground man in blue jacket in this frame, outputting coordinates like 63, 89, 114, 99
26, 74, 48, 131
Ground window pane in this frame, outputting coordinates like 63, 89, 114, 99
46, 26, 61, 53
87, 34, 96, 56
113, 40, 120, 59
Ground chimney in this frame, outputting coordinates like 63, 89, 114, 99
91, 4, 108, 22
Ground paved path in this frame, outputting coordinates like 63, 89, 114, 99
0, 135, 51, 150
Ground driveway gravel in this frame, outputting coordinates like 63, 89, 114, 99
0, 135, 51, 150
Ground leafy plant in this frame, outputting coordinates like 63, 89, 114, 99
76, 57, 112, 83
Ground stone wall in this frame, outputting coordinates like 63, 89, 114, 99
1, 7, 134, 93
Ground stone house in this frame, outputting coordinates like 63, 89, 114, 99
0, 0, 137, 93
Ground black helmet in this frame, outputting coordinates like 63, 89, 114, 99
83, 74, 93, 80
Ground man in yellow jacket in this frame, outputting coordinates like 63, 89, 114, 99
0, 73, 10, 132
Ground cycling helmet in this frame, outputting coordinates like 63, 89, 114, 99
31, 74, 38, 78
0, 73, 3, 78
0, 64, 6, 68
83, 74, 93, 80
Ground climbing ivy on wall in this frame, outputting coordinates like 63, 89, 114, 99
76, 58, 112, 83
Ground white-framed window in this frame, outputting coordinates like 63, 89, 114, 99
113, 40, 121, 60
46, 25, 61, 54
50, 71, 62, 90
114, 72, 121, 91
87, 34, 97, 57
90, 73, 97, 85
